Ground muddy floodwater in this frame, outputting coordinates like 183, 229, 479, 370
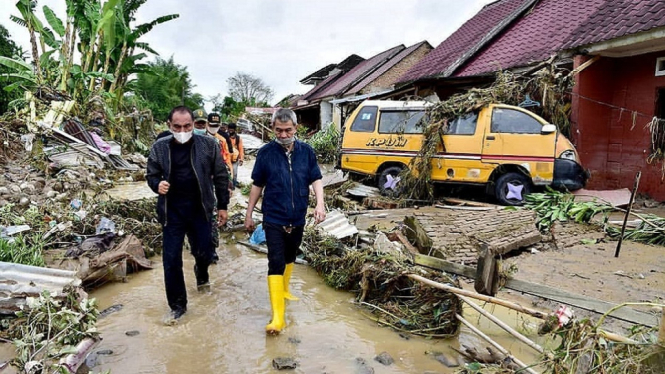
87, 239, 544, 373
0, 159, 547, 373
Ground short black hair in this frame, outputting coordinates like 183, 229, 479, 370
228, 123, 237, 129
168, 106, 194, 122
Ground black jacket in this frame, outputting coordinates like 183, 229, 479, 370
146, 134, 229, 225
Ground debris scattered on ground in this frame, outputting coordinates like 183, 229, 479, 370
301, 226, 463, 338
374, 351, 394, 366
272, 357, 298, 370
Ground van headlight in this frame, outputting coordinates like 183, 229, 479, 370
560, 150, 577, 162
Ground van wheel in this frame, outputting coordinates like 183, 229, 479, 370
378, 166, 404, 197
495, 172, 531, 206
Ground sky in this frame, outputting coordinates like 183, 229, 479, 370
0, 0, 494, 109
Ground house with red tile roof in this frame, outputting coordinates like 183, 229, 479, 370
293, 42, 432, 130
394, 0, 665, 200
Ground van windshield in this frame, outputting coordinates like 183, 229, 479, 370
378, 110, 426, 134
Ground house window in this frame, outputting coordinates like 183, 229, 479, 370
491, 108, 543, 134
378, 110, 426, 134
445, 113, 478, 135
656, 57, 665, 77
350, 106, 377, 132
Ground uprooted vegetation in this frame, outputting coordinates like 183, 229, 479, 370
523, 188, 665, 246
301, 227, 463, 338
401, 64, 573, 201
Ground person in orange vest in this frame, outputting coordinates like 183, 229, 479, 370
202, 112, 233, 177
227, 122, 244, 188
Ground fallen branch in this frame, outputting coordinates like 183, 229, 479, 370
456, 313, 540, 374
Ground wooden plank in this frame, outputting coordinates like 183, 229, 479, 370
440, 197, 499, 208
414, 254, 657, 327
504, 278, 658, 327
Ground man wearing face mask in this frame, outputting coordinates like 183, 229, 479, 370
205, 113, 233, 177
146, 106, 229, 322
244, 108, 326, 334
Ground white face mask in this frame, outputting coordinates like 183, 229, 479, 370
207, 126, 220, 135
275, 136, 295, 147
173, 130, 193, 143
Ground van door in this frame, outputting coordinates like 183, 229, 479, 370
340, 105, 379, 174
481, 105, 557, 184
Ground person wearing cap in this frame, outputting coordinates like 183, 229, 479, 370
206, 114, 234, 176
244, 108, 326, 334
146, 106, 229, 321
228, 123, 244, 188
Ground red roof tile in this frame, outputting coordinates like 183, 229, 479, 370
397, 0, 529, 83
310, 45, 405, 100
346, 41, 431, 96
455, 0, 605, 77
298, 71, 342, 102
561, 0, 665, 49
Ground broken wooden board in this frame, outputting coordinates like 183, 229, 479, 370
414, 254, 658, 327
573, 188, 631, 207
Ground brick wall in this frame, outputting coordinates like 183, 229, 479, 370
361, 44, 433, 94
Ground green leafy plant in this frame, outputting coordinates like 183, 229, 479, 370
304, 123, 340, 164
524, 188, 612, 231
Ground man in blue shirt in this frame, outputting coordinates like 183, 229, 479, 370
244, 108, 326, 334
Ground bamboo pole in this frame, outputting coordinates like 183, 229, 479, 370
456, 314, 539, 374
407, 274, 548, 319
615, 171, 641, 258
459, 294, 547, 356
659, 307, 665, 344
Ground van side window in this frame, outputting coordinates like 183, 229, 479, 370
350, 106, 378, 132
491, 108, 542, 134
446, 113, 478, 135
378, 110, 426, 134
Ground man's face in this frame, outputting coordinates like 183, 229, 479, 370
220, 124, 228, 133
228, 127, 236, 136
194, 120, 207, 130
169, 111, 194, 133
208, 122, 221, 134
273, 119, 296, 140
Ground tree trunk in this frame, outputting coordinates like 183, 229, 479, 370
88, 32, 103, 92
59, 21, 72, 91
28, 25, 43, 83
109, 41, 127, 93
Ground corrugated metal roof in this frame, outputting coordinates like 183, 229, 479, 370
317, 210, 358, 239
0, 261, 81, 314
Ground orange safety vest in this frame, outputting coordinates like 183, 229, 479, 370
214, 133, 233, 178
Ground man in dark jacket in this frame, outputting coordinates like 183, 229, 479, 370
147, 106, 229, 321
244, 108, 326, 334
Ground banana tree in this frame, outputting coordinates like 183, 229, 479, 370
11, 0, 43, 83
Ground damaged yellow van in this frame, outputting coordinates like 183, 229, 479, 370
339, 100, 588, 205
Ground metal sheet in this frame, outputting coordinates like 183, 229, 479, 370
346, 183, 380, 198
317, 210, 358, 239
0, 261, 81, 315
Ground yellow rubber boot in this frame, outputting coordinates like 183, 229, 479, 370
283, 263, 299, 301
266, 275, 285, 334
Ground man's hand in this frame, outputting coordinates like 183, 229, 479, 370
158, 181, 170, 195
239, 159, 244, 166
244, 214, 255, 232
314, 203, 326, 224
217, 210, 228, 227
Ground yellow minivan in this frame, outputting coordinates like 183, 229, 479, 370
339, 100, 588, 205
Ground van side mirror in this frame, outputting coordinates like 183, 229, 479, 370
541, 124, 557, 134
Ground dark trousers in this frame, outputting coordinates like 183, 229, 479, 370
162, 199, 213, 311
264, 222, 304, 275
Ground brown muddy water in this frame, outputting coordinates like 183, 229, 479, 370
86, 240, 546, 373
0, 161, 548, 373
